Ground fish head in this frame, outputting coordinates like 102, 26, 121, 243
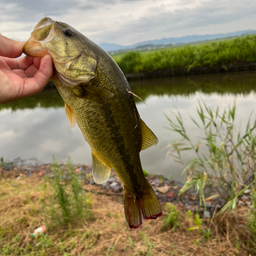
24, 17, 97, 87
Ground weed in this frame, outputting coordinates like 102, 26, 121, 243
106, 245, 115, 256
42, 157, 93, 226
188, 213, 202, 233
188, 212, 211, 240
235, 237, 240, 251
166, 100, 256, 212
193, 238, 201, 246
143, 169, 150, 177
140, 231, 155, 256
168, 175, 173, 180
202, 228, 211, 240
35, 234, 54, 249
161, 203, 180, 231
128, 236, 136, 248
247, 174, 256, 247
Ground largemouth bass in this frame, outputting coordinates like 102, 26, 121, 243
23, 17, 162, 228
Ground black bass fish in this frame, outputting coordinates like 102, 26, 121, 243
23, 17, 162, 228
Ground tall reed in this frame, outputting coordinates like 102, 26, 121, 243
166, 101, 256, 210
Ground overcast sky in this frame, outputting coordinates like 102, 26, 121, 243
1, 0, 256, 46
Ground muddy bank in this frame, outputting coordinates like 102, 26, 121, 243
1, 158, 253, 220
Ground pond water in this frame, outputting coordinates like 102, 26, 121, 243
1, 72, 256, 182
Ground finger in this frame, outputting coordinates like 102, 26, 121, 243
0, 57, 11, 70
0, 70, 23, 104
21, 55, 53, 97
3, 56, 44, 71
2, 56, 33, 70
10, 69, 27, 78
0, 35, 25, 58
1, 57, 39, 77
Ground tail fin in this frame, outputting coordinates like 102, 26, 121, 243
124, 181, 162, 229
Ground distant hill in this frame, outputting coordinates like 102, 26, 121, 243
99, 30, 256, 52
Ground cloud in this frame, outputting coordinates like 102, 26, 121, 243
1, 0, 256, 45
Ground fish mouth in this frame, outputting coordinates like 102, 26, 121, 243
23, 17, 56, 57
23, 17, 95, 87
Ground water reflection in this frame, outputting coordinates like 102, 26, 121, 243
0, 72, 256, 182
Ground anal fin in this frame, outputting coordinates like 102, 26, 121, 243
92, 152, 111, 184
139, 118, 158, 150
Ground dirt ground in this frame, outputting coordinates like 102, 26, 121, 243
0, 175, 255, 256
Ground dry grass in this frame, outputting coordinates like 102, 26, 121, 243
0, 175, 255, 256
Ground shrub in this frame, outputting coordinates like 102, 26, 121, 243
42, 157, 93, 226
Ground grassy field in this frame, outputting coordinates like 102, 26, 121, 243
1, 168, 256, 255
111, 35, 256, 74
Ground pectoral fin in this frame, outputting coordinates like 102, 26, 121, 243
73, 83, 113, 102
91, 152, 111, 184
139, 118, 158, 150
64, 103, 76, 129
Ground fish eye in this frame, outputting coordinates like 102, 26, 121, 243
63, 29, 72, 37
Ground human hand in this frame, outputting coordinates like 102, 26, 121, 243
0, 35, 53, 104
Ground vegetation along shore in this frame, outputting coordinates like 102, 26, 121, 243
112, 34, 256, 80
1, 156, 256, 255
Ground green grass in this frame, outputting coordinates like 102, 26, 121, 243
112, 35, 256, 74
161, 203, 180, 231
42, 157, 93, 226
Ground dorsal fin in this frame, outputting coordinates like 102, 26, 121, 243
139, 118, 158, 150
91, 152, 111, 184
64, 103, 76, 129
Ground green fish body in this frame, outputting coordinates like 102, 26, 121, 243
24, 17, 162, 228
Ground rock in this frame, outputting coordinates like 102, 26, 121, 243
244, 189, 251, 194
186, 205, 196, 212
238, 201, 245, 206
110, 182, 117, 188
157, 194, 167, 203
111, 184, 122, 192
38, 171, 44, 177
157, 185, 169, 194
150, 178, 161, 186
3, 165, 14, 171
165, 191, 175, 198
241, 195, 249, 201
203, 210, 211, 218
47, 173, 54, 178
89, 180, 95, 185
